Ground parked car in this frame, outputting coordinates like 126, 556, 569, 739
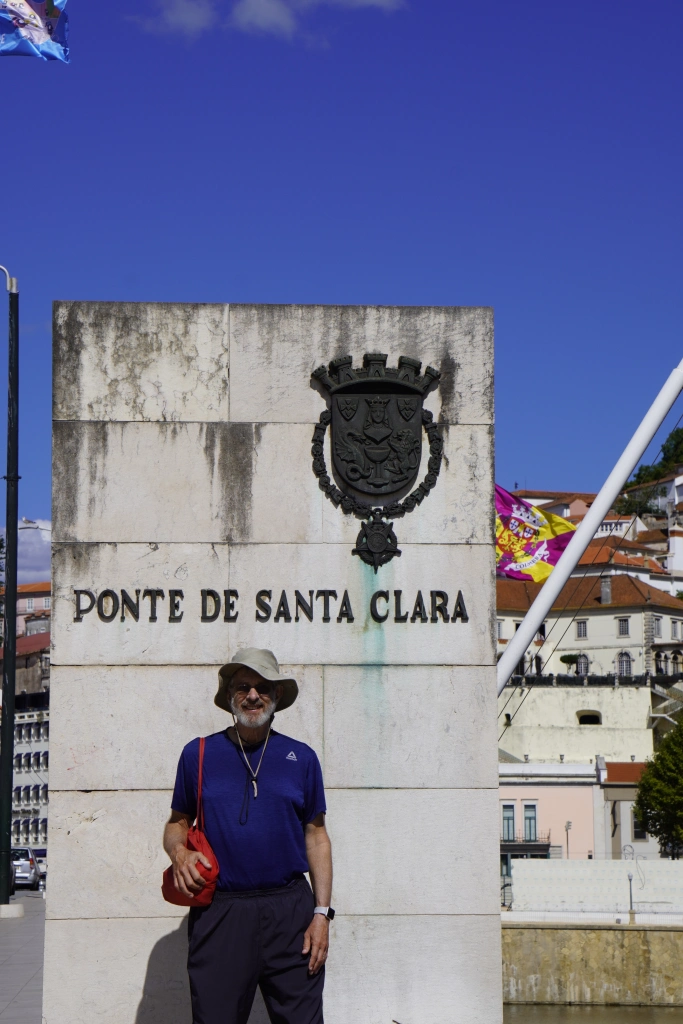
11, 847, 40, 890
33, 847, 47, 884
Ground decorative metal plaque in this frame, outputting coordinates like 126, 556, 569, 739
311, 353, 443, 571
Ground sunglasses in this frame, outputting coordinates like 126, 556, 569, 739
231, 682, 275, 697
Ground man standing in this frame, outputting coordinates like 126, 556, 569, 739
164, 648, 333, 1024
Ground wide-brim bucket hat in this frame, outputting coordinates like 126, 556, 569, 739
215, 648, 298, 713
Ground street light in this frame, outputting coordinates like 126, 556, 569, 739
0, 266, 19, 906
565, 820, 572, 860
628, 871, 634, 924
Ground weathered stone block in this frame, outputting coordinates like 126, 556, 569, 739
229, 304, 493, 425
53, 421, 324, 544
326, 788, 501, 915
328, 914, 502, 1024
52, 541, 495, 666
323, 664, 497, 789
53, 302, 229, 422
49, 664, 323, 790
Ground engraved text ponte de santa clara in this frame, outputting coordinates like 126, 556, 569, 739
72, 587, 469, 626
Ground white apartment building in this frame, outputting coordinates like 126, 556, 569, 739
11, 706, 49, 854
497, 574, 683, 682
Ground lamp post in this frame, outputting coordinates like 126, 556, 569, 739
628, 871, 634, 924
0, 267, 19, 905
565, 820, 572, 860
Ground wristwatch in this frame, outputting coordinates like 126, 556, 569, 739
314, 906, 335, 920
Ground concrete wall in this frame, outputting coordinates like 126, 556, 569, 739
510, 860, 683, 914
498, 683, 653, 763
46, 302, 501, 1024
503, 923, 683, 1005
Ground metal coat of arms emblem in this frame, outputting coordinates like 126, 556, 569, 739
311, 353, 443, 570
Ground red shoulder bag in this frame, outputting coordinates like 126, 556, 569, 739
162, 737, 220, 908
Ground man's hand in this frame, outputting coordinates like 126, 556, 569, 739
171, 845, 212, 899
302, 914, 329, 974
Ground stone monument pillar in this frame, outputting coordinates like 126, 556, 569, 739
45, 303, 501, 1023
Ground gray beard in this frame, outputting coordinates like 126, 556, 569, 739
230, 698, 277, 730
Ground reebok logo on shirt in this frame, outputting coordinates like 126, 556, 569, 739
286, 751, 297, 761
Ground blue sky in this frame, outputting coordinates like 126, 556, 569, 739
2, 0, 683, 569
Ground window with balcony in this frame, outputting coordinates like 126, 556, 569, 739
524, 805, 537, 842
41, 785, 48, 805
618, 651, 633, 676
32, 752, 41, 771
32, 785, 40, 805
43, 597, 51, 609
41, 722, 49, 741
576, 620, 587, 639
41, 752, 49, 771
618, 618, 630, 637
13, 754, 21, 773
12, 787, 20, 806
502, 805, 515, 841
22, 753, 31, 771
26, 598, 34, 612
22, 785, 30, 806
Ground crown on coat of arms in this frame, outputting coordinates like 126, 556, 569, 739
312, 353, 441, 395
510, 503, 545, 530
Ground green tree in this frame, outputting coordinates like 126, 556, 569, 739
631, 426, 683, 486
613, 491, 663, 517
559, 654, 579, 673
634, 721, 683, 859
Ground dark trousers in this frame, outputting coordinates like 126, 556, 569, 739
188, 878, 324, 1024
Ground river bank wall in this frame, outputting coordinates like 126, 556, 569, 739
503, 922, 683, 1005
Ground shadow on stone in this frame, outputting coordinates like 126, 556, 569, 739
134, 915, 270, 1024
135, 918, 191, 1024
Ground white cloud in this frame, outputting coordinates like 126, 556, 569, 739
0, 520, 51, 586
133, 0, 218, 36
231, 0, 297, 36
134, 0, 402, 39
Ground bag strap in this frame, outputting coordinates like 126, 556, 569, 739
197, 736, 205, 831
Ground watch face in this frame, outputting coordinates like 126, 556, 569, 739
327, 908, 335, 920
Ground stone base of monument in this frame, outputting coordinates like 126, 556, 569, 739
0, 904, 24, 918
46, 302, 501, 1024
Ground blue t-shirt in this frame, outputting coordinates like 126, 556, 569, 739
171, 729, 326, 892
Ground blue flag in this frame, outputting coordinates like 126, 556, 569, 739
0, 0, 69, 62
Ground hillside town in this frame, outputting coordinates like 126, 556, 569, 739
498, 466, 683, 904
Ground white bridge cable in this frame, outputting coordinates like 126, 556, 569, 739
497, 357, 683, 697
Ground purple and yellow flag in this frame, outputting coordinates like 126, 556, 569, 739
495, 485, 576, 583
0, 1, 69, 62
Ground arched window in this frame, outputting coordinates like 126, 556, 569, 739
655, 653, 664, 674
577, 654, 589, 676
672, 653, 681, 676
578, 711, 602, 725
534, 655, 543, 675
618, 651, 632, 677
